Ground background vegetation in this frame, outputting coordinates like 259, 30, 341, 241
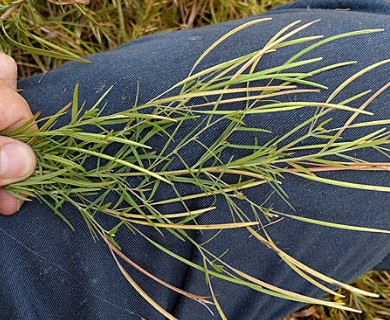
1, 1, 389, 319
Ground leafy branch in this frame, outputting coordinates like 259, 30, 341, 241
3, 19, 390, 319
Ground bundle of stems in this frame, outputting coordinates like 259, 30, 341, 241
2, 19, 390, 319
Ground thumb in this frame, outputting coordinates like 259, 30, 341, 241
0, 137, 37, 187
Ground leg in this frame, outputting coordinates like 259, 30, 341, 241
1, 1, 389, 319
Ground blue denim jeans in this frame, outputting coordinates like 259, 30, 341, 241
1, 0, 390, 319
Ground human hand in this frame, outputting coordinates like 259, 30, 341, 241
0, 53, 37, 215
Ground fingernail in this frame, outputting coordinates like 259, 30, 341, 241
0, 142, 36, 179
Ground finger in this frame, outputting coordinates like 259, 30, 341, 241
0, 137, 36, 215
0, 52, 18, 90
0, 136, 37, 187
0, 79, 35, 130
0, 54, 37, 216
0, 188, 21, 216
0, 137, 36, 216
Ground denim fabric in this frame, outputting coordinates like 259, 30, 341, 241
273, 0, 390, 14
1, 0, 389, 319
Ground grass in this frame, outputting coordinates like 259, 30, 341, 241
1, 1, 389, 319
1, 0, 292, 77
285, 271, 390, 320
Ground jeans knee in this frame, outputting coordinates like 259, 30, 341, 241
273, 0, 390, 15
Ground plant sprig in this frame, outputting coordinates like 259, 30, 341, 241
3, 19, 390, 319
